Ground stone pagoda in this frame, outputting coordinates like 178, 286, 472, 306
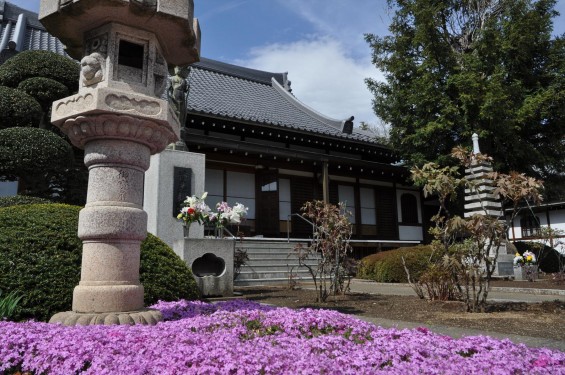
464, 133, 513, 277
40, 0, 200, 325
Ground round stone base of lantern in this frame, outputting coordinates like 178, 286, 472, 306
49, 309, 163, 326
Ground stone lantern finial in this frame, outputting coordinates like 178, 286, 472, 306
472, 133, 480, 154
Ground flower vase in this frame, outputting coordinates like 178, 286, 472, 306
514, 265, 538, 281
183, 225, 190, 238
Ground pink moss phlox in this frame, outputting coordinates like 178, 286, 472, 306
0, 299, 563, 374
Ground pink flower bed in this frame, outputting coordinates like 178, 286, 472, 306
1, 300, 563, 374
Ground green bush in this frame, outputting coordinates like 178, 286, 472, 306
357, 245, 437, 283
0, 195, 52, 208
0, 86, 42, 129
140, 234, 200, 304
0, 204, 199, 322
0, 50, 79, 92
18, 77, 69, 112
0, 127, 73, 180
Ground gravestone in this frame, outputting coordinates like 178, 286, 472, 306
40, 0, 201, 326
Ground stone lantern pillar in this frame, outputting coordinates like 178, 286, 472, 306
40, 0, 200, 326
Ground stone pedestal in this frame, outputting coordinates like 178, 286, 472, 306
514, 265, 539, 281
50, 114, 176, 326
174, 238, 235, 297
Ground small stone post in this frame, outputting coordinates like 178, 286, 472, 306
40, 0, 200, 325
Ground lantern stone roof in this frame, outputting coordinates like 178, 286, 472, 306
187, 58, 380, 144
0, 1, 66, 55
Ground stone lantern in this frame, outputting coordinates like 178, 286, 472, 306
40, 0, 200, 326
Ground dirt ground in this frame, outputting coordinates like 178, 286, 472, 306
236, 279, 565, 341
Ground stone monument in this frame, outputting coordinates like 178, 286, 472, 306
40, 0, 200, 325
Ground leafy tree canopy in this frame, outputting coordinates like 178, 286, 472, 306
366, 0, 565, 197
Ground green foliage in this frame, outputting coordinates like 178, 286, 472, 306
0, 86, 42, 129
0, 195, 52, 208
0, 50, 79, 92
140, 234, 200, 305
0, 289, 23, 320
366, 0, 565, 193
357, 245, 436, 283
18, 77, 69, 112
0, 204, 199, 322
0, 127, 73, 182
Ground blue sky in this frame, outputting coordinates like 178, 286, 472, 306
14, 0, 565, 128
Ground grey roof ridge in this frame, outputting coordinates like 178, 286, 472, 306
271, 77, 344, 131
195, 57, 287, 86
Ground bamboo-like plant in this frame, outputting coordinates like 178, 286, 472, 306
0, 289, 23, 321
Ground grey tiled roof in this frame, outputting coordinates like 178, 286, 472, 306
187, 58, 378, 143
1, 2, 378, 145
0, 1, 66, 55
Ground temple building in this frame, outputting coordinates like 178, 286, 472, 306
181, 58, 425, 249
0, 1, 425, 254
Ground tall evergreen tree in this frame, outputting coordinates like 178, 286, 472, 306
366, 0, 565, 199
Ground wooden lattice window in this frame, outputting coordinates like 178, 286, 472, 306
520, 214, 541, 238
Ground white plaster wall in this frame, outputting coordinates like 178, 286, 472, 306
0, 181, 18, 197
399, 225, 424, 241
509, 212, 549, 241
550, 210, 565, 232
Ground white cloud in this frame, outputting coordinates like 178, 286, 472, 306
236, 37, 384, 127
275, 0, 392, 59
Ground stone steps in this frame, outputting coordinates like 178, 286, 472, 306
234, 240, 320, 286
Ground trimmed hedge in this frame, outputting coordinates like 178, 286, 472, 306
0, 204, 199, 322
0, 195, 52, 208
18, 77, 69, 112
0, 86, 42, 129
357, 245, 437, 283
0, 50, 79, 92
0, 127, 73, 179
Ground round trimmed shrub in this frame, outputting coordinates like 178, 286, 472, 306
0, 50, 79, 92
357, 245, 437, 283
140, 234, 200, 304
0, 86, 42, 129
0, 204, 199, 322
0, 195, 52, 208
18, 77, 69, 112
0, 127, 73, 179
